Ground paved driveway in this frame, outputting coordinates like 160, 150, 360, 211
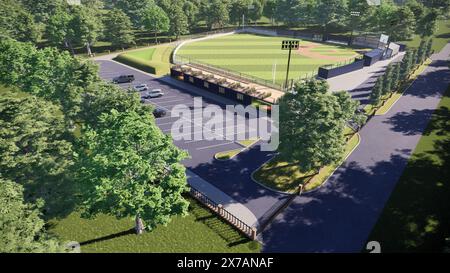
261, 44, 450, 252
97, 60, 288, 222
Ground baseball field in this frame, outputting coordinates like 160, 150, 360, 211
175, 33, 362, 86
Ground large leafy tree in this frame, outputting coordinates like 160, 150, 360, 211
315, 0, 347, 35
103, 8, 135, 49
248, 0, 264, 23
278, 79, 361, 173
46, 6, 73, 52
0, 39, 100, 125
263, 0, 277, 25
168, 2, 189, 39
388, 6, 416, 41
0, 179, 66, 253
274, 0, 302, 27
183, 0, 200, 30
0, 0, 40, 42
205, 0, 230, 30
115, 0, 156, 28
20, 0, 66, 24
0, 91, 73, 213
67, 5, 103, 56
230, 0, 252, 26
76, 110, 190, 234
416, 8, 439, 38
141, 4, 170, 44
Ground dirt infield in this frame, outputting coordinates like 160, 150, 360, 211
298, 43, 360, 61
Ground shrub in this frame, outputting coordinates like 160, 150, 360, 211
114, 54, 168, 75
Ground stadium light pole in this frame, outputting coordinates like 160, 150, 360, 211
349, 11, 360, 45
281, 40, 299, 90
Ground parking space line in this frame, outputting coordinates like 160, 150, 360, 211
196, 142, 235, 150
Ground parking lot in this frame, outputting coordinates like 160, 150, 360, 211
97, 60, 265, 167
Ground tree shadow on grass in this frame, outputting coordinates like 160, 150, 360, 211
188, 198, 249, 247
79, 228, 136, 246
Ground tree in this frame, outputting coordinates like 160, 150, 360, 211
141, 4, 170, 44
183, 0, 200, 30
273, 0, 316, 27
263, 0, 277, 26
315, 0, 347, 35
0, 178, 67, 253
230, 0, 251, 26
416, 8, 438, 38
46, 6, 73, 52
382, 64, 394, 96
20, 0, 66, 24
425, 39, 433, 57
168, 3, 189, 39
416, 39, 427, 64
391, 63, 401, 91
387, 6, 416, 41
76, 109, 190, 234
67, 5, 103, 56
0, 90, 73, 189
248, 0, 264, 24
205, 0, 230, 30
103, 8, 135, 49
400, 50, 414, 81
0, 0, 40, 42
370, 77, 383, 106
0, 39, 100, 125
278, 79, 361, 173
115, 0, 156, 28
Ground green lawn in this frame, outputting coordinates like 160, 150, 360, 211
176, 33, 360, 86
367, 86, 450, 252
116, 44, 175, 76
125, 47, 156, 60
399, 20, 450, 52
50, 198, 260, 253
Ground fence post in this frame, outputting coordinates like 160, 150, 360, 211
218, 204, 223, 216
251, 227, 257, 240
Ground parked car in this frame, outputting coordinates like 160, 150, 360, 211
133, 84, 148, 92
112, 74, 135, 84
153, 107, 167, 118
146, 89, 164, 98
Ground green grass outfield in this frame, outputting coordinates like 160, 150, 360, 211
176, 33, 361, 86
367, 86, 450, 252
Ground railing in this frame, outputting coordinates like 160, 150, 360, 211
189, 186, 257, 240
174, 54, 283, 91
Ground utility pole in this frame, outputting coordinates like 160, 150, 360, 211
281, 40, 299, 90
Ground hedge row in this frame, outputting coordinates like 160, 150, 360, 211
113, 54, 169, 75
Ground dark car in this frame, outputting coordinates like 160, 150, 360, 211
153, 107, 167, 118
112, 74, 135, 84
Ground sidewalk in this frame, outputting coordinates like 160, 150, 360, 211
327, 52, 405, 93
186, 170, 259, 228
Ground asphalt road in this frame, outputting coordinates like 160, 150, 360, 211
96, 60, 288, 222
261, 44, 450, 252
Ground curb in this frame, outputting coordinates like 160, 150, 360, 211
304, 132, 362, 194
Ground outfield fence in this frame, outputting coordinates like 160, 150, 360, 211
189, 186, 257, 240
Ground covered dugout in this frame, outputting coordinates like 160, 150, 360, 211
363, 48, 384, 66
